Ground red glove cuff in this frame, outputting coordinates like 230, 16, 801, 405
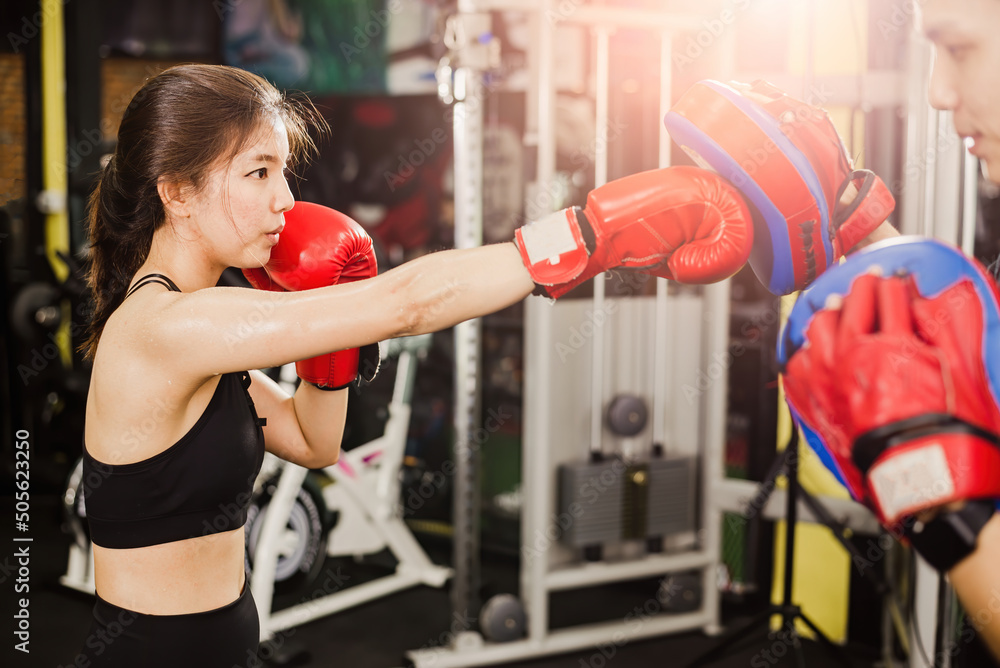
298, 348, 360, 391
515, 208, 590, 293
866, 431, 1000, 523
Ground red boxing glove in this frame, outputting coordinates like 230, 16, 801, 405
514, 166, 753, 299
243, 201, 379, 390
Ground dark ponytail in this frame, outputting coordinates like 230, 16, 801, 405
80, 64, 328, 360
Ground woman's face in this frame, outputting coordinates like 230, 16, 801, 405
187, 117, 296, 269
922, 0, 1000, 182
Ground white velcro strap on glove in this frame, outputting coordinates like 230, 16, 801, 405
514, 208, 589, 286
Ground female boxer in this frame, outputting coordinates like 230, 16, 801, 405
70, 63, 753, 666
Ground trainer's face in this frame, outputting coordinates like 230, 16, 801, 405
922, 0, 1000, 182
192, 117, 295, 269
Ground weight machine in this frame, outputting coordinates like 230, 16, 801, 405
405, 2, 733, 666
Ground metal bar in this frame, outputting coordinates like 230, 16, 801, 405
734, 71, 908, 109
268, 572, 435, 633
545, 550, 715, 591
652, 30, 673, 450
700, 280, 728, 634
900, 35, 933, 236
711, 478, 883, 535
457, 0, 705, 32
931, 110, 963, 245
920, 112, 939, 238
251, 463, 309, 641
911, 558, 941, 668
521, 0, 558, 643
451, 62, 487, 624
406, 610, 714, 668
696, 14, 735, 632
589, 26, 611, 456
961, 149, 979, 255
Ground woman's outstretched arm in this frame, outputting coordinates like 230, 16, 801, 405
148, 242, 535, 382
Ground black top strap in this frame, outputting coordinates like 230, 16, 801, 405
237, 370, 267, 427
124, 273, 181, 300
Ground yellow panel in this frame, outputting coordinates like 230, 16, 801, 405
771, 295, 851, 642
771, 519, 852, 639
825, 106, 867, 168
42, 0, 68, 281
42, 0, 71, 366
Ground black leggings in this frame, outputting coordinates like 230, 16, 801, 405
71, 579, 259, 668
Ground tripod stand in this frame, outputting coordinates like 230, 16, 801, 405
690, 427, 857, 668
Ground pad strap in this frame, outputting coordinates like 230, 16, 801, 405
833, 170, 895, 253
903, 500, 996, 572
852, 414, 1000, 473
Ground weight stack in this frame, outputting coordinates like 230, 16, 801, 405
558, 455, 697, 556
558, 459, 624, 549
646, 456, 697, 537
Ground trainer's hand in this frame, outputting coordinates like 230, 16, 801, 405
779, 238, 1000, 572
243, 201, 379, 390
514, 165, 753, 299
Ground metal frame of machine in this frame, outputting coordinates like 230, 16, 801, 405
406, 2, 729, 666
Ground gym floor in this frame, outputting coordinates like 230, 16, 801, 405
4, 495, 885, 668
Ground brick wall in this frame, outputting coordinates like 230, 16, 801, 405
100, 58, 187, 141
0, 53, 25, 207
0, 56, 191, 211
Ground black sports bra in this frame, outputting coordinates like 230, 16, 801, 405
81, 274, 266, 549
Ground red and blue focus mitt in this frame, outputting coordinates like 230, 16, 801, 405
778, 237, 1000, 571
664, 79, 895, 295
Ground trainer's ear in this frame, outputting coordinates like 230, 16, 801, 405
157, 177, 194, 219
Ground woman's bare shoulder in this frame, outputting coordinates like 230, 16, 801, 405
86, 293, 220, 463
